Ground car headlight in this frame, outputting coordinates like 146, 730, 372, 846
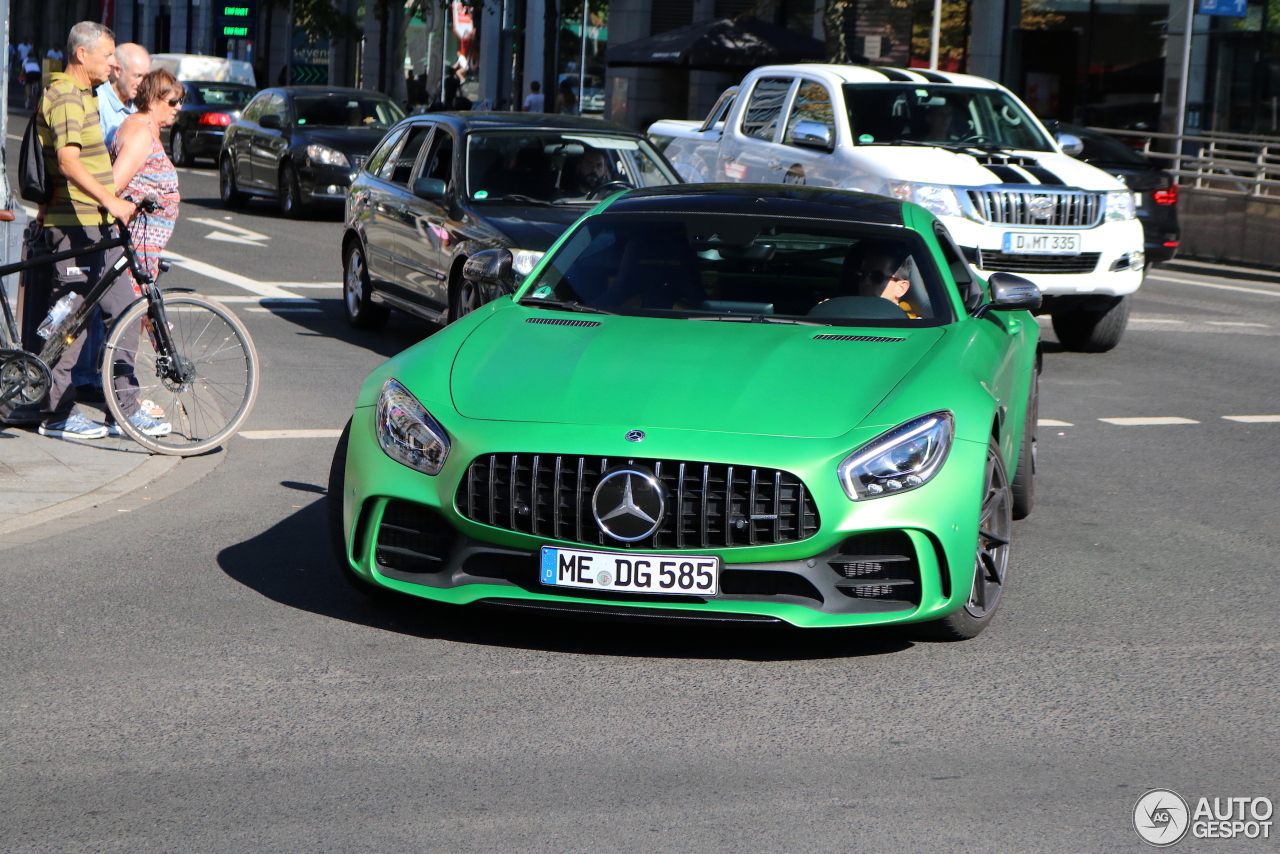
887, 182, 962, 218
511, 249, 545, 277
375, 379, 450, 475
837, 411, 955, 500
306, 144, 350, 168
1104, 190, 1136, 222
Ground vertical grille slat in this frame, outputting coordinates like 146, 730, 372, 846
456, 455, 819, 549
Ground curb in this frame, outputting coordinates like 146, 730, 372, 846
0, 444, 226, 549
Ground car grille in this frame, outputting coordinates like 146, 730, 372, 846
375, 500, 455, 572
967, 190, 1102, 227
829, 531, 922, 605
455, 454, 820, 550
977, 250, 1100, 274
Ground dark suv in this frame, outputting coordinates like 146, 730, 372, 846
340, 113, 680, 328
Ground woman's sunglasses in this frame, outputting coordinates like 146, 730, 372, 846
166, 97, 185, 107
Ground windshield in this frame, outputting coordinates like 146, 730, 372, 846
844, 84, 1054, 152
292, 95, 405, 129
465, 131, 678, 205
522, 214, 954, 326
190, 84, 256, 107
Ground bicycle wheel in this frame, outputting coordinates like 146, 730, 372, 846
103, 293, 259, 455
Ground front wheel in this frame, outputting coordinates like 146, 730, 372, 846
280, 163, 306, 219
449, 266, 488, 323
219, 156, 247, 208
1011, 352, 1040, 520
1051, 295, 1131, 352
103, 294, 259, 455
916, 440, 1013, 641
343, 241, 389, 329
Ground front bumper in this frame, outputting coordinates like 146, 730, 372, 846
338, 408, 991, 629
299, 163, 358, 203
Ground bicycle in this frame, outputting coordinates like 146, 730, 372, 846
0, 200, 259, 455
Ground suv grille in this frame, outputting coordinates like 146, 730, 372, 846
967, 190, 1102, 227
456, 454, 820, 550
978, 250, 1100, 274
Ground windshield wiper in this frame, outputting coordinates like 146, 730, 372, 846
689, 314, 828, 326
494, 194, 556, 206
518, 297, 615, 315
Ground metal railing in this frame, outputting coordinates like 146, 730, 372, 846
1089, 126, 1280, 197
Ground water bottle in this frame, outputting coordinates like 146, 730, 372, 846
36, 293, 82, 340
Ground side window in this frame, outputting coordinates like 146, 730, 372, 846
366, 127, 407, 176
740, 77, 793, 142
785, 81, 835, 145
260, 94, 287, 123
241, 94, 266, 123
385, 124, 433, 184
934, 222, 982, 309
418, 130, 455, 187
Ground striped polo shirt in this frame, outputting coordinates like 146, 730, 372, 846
37, 72, 116, 227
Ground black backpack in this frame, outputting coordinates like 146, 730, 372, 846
18, 100, 54, 205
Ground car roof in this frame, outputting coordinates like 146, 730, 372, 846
272, 86, 396, 98
407, 111, 643, 136
752, 64, 1005, 90
601, 184, 906, 226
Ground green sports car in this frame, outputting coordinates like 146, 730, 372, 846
329, 184, 1042, 639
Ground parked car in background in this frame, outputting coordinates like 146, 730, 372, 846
164, 81, 258, 167
650, 66, 1146, 352
219, 86, 405, 218
1058, 124, 1180, 264
341, 112, 679, 328
150, 53, 256, 86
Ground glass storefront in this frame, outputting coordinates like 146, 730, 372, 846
557, 0, 609, 115
1201, 0, 1280, 134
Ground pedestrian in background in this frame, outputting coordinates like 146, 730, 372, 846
556, 78, 577, 115
22, 51, 42, 109
523, 80, 544, 113
33, 22, 150, 441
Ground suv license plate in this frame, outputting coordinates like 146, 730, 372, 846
540, 546, 719, 596
1002, 232, 1081, 255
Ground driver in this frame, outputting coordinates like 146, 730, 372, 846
840, 240, 918, 317
562, 147, 612, 198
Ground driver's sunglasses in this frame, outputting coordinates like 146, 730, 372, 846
166, 97, 185, 107
853, 269, 892, 286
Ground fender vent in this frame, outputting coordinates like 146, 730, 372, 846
525, 317, 602, 327
813, 334, 905, 343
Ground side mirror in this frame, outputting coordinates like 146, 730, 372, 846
973, 272, 1042, 317
462, 248, 515, 295
1056, 133, 1084, 158
259, 114, 282, 130
788, 120, 833, 151
412, 177, 447, 201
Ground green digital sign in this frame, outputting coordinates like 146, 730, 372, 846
223, 6, 250, 16
217, 0, 256, 39
221, 25, 249, 36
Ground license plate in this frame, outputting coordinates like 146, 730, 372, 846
540, 546, 719, 596
1002, 232, 1082, 255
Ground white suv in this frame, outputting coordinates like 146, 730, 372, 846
650, 65, 1145, 352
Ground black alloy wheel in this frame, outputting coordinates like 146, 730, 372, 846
170, 130, 192, 168
219, 156, 247, 208
917, 439, 1013, 641
343, 242, 389, 329
451, 268, 487, 323
280, 163, 306, 219
1011, 351, 1040, 519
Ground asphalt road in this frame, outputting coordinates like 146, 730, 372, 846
2, 124, 1278, 852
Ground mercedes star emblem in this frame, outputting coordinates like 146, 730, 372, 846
592, 468, 666, 542
625, 430, 645, 442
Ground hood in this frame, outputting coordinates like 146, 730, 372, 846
476, 204, 588, 251
448, 308, 946, 438
295, 127, 388, 157
855, 146, 1127, 191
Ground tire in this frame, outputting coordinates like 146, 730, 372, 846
1051, 295, 1131, 352
219, 155, 247, 208
343, 241, 389, 329
279, 162, 306, 219
103, 294, 259, 456
170, 130, 192, 168
328, 417, 396, 600
1011, 351, 1040, 520
916, 439, 1013, 641
449, 263, 487, 323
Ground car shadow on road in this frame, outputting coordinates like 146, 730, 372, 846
217, 498, 917, 661
265, 298, 441, 360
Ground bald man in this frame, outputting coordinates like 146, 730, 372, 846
95, 42, 150, 147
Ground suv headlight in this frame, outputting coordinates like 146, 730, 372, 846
887, 182, 962, 218
375, 379, 450, 475
1104, 190, 1136, 222
511, 249, 545, 277
306, 144, 351, 168
838, 411, 955, 500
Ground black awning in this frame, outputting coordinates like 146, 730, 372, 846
606, 17, 825, 71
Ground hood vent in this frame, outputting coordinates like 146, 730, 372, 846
813, 334, 905, 343
525, 317, 602, 327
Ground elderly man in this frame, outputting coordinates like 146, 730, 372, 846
95, 42, 149, 147
34, 22, 168, 441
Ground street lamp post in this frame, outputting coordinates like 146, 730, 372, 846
929, 0, 941, 70
1173, 0, 1196, 175
578, 0, 587, 115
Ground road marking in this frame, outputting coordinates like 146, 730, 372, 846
1223, 415, 1280, 422
188, 217, 271, 246
1098, 417, 1200, 426
239, 429, 344, 439
213, 296, 318, 304
159, 251, 302, 299
1205, 320, 1269, 327
1148, 273, 1280, 298
1038, 419, 1073, 427
244, 307, 323, 313
282, 283, 343, 288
